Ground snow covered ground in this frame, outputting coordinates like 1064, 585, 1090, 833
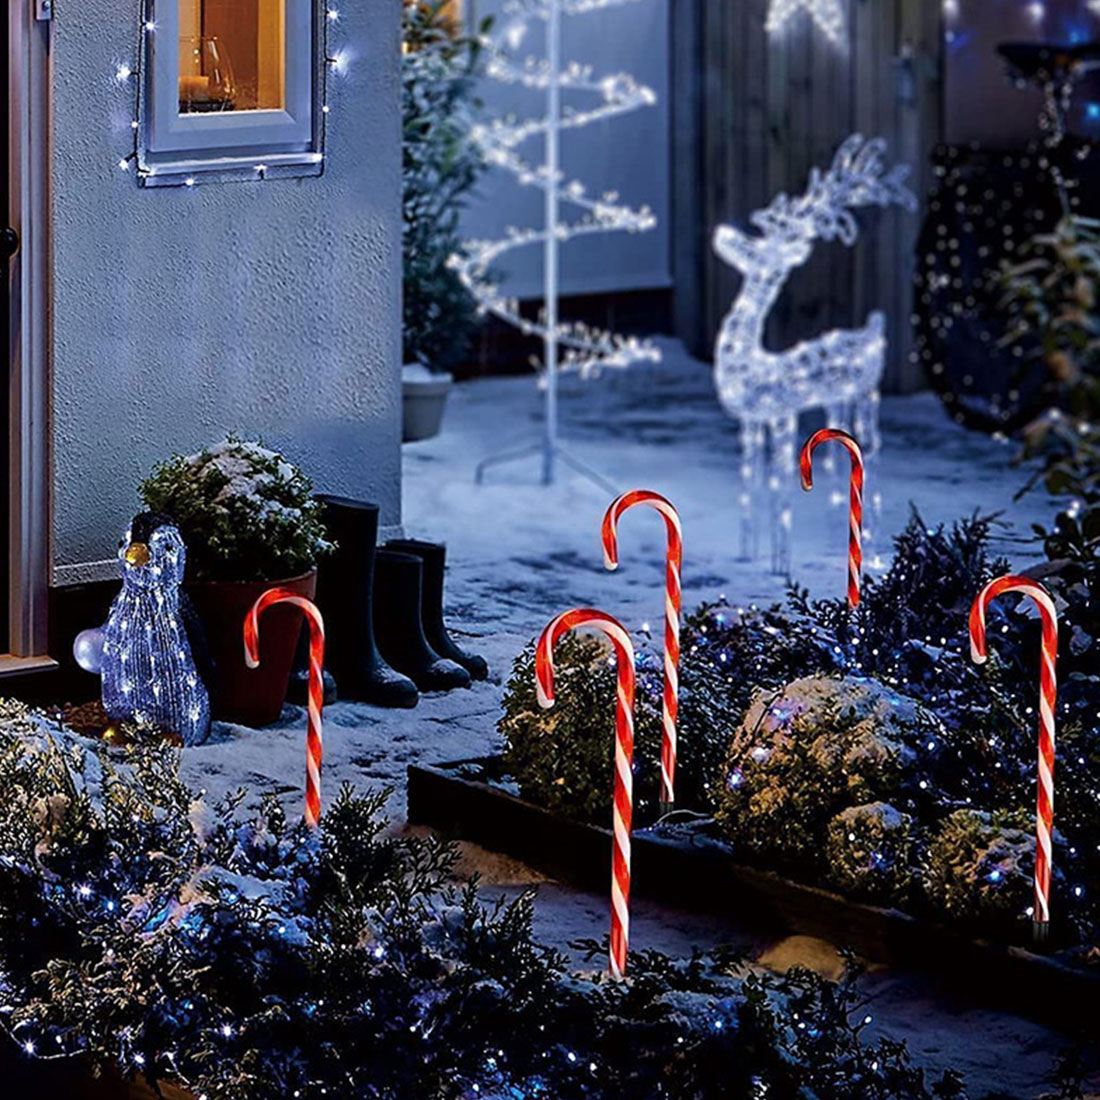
182, 340, 1092, 1097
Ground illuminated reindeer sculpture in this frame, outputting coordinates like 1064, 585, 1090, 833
713, 134, 916, 575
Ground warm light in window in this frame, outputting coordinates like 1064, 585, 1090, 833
178, 0, 287, 115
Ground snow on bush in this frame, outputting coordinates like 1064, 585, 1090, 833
499, 632, 665, 826
922, 808, 1037, 927
715, 676, 940, 884
0, 698, 984, 1100
825, 801, 917, 904
140, 437, 331, 582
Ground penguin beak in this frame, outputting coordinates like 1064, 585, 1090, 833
124, 542, 151, 567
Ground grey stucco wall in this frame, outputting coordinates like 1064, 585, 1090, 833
461, 0, 670, 301
50, 0, 401, 582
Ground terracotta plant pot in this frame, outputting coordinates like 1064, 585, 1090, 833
186, 569, 317, 727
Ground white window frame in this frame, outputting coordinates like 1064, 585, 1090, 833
141, 0, 320, 180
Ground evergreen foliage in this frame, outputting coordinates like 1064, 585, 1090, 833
139, 438, 331, 583
402, 0, 488, 373
498, 511, 1100, 947
499, 633, 724, 826
0, 704, 1001, 1100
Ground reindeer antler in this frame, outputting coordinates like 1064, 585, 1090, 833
750, 134, 916, 246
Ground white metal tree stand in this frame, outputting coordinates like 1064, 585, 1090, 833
454, 0, 659, 490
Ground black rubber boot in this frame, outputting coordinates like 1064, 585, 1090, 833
303, 496, 419, 709
287, 625, 339, 708
385, 539, 489, 681
374, 550, 471, 692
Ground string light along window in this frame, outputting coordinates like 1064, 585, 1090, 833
130, 0, 333, 186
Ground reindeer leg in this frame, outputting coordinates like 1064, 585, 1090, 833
823, 401, 848, 474
769, 414, 797, 579
739, 421, 765, 561
854, 391, 884, 571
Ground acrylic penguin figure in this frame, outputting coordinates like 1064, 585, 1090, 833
74, 512, 212, 746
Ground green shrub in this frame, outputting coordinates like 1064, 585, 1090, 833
139, 438, 331, 582
499, 628, 738, 826
922, 809, 1035, 928
996, 214, 1100, 420
499, 633, 663, 826
825, 802, 917, 905
0, 698, 988, 1100
714, 676, 938, 883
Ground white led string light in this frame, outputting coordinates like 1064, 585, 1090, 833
115, 0, 339, 186
712, 134, 915, 576
765, 0, 846, 45
453, 0, 659, 488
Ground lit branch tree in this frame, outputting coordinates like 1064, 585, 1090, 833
452, 0, 660, 489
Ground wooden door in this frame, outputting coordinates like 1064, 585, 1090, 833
671, 0, 943, 393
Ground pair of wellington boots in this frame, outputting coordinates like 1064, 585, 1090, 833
289, 496, 488, 708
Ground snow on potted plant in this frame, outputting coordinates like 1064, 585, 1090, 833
139, 438, 332, 727
401, 0, 487, 442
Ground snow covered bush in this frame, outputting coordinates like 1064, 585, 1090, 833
825, 802, 917, 904
499, 630, 737, 826
496, 510, 1100, 945
714, 676, 938, 887
921, 809, 1036, 927
139, 438, 331, 582
499, 633, 665, 825
0, 699, 983, 1100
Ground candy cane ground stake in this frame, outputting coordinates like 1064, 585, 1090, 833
536, 608, 636, 980
970, 575, 1059, 944
244, 588, 326, 828
799, 428, 864, 608
602, 490, 682, 813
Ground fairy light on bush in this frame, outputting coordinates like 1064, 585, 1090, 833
451, 0, 660, 387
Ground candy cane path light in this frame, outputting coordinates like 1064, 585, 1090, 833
536, 608, 635, 980
601, 491, 682, 813
244, 588, 326, 828
969, 575, 1059, 943
800, 428, 864, 609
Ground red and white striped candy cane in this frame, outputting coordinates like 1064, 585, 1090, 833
800, 428, 864, 609
602, 490, 682, 813
536, 608, 636, 981
970, 575, 1059, 942
244, 588, 326, 829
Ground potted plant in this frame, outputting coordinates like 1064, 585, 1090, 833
401, 0, 488, 442
139, 438, 332, 727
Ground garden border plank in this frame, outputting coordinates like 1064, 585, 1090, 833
408, 757, 1099, 1035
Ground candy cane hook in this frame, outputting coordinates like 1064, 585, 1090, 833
244, 588, 326, 828
602, 490, 682, 813
970, 575, 1059, 943
800, 428, 864, 609
536, 608, 636, 981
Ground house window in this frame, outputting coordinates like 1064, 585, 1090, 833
142, 0, 320, 182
